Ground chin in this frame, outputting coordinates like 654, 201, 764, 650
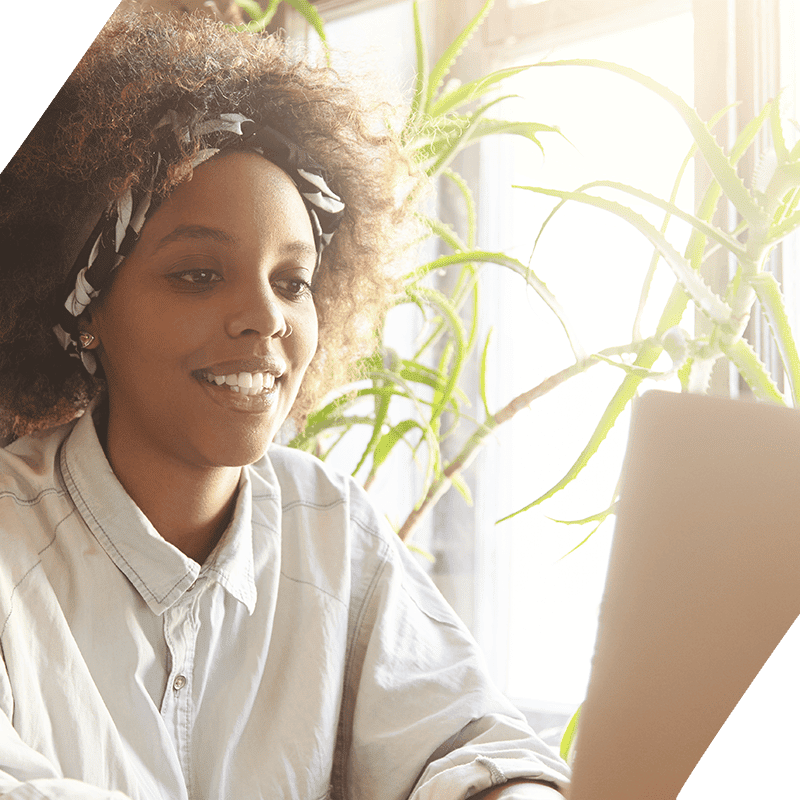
203, 434, 277, 468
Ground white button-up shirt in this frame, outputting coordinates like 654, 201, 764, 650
0, 406, 569, 799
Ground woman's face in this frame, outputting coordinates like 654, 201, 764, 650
85, 151, 318, 469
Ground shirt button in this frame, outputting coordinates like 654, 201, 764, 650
173, 674, 187, 691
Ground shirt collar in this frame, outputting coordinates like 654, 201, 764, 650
59, 401, 258, 616
202, 475, 257, 614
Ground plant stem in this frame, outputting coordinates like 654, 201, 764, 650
396, 352, 617, 542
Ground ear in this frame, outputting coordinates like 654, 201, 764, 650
76, 309, 100, 349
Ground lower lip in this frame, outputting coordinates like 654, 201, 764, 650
195, 376, 279, 413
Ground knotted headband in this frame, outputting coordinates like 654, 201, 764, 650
53, 111, 346, 374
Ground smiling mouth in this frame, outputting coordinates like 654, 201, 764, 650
198, 370, 277, 397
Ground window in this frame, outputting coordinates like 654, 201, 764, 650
479, 7, 694, 712
282, 0, 791, 733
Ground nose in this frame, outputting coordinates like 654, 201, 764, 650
225, 277, 289, 339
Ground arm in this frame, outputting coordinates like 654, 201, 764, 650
0, 706, 133, 800
0, 593, 135, 800
341, 503, 571, 800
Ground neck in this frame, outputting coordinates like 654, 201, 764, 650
101, 419, 242, 565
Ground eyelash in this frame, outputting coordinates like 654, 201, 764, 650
282, 278, 313, 298
169, 269, 313, 298
171, 269, 222, 288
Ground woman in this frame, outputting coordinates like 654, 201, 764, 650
0, 9, 569, 799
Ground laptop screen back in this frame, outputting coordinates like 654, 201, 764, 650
567, 390, 800, 800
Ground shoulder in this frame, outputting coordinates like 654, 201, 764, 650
256, 444, 401, 565
261, 446, 389, 537
0, 422, 77, 588
262, 444, 352, 510
261, 449, 457, 618
248, 444, 405, 610
0, 422, 74, 511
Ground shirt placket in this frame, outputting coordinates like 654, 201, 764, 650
161, 586, 201, 795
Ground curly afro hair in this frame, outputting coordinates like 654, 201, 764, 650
0, 7, 419, 441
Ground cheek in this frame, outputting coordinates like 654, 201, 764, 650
297, 309, 319, 369
95, 294, 208, 374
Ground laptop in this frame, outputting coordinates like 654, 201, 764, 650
566, 389, 800, 799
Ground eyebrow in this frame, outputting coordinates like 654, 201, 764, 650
153, 224, 237, 253
283, 240, 319, 264
152, 224, 318, 264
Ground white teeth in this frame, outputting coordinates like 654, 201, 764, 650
202, 371, 276, 395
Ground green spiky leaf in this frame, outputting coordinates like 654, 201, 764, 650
450, 473, 474, 505
560, 705, 582, 764
428, 65, 531, 118
407, 1, 429, 136
532, 59, 770, 228
426, 0, 494, 109
517, 186, 737, 329
750, 271, 800, 405
410, 250, 585, 361
283, 0, 327, 43
725, 336, 787, 404
373, 420, 421, 469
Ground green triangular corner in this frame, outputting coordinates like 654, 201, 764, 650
0, 0, 118, 168
679, 613, 800, 797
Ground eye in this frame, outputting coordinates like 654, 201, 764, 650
168, 267, 223, 290
179, 269, 221, 285
276, 277, 313, 299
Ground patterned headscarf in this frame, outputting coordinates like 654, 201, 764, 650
53, 112, 346, 374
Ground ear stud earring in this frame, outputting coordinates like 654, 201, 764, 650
78, 332, 96, 348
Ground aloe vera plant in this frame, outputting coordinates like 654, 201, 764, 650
254, 4, 800, 549
233, 0, 326, 40
284, 0, 571, 542
499, 59, 800, 528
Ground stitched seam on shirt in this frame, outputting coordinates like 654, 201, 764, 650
335, 540, 390, 799
251, 490, 279, 501
350, 511, 465, 631
281, 497, 347, 514
61, 453, 192, 605
345, 540, 390, 673
278, 571, 347, 607
0, 508, 74, 639
81, 497, 175, 605
204, 564, 253, 586
182, 613, 198, 798
251, 517, 278, 536
0, 561, 40, 641
0, 487, 67, 506
348, 512, 385, 544
203, 564, 256, 607
346, 514, 466, 628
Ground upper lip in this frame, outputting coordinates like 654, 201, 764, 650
194, 357, 286, 378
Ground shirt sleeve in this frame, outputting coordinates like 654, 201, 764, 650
339, 506, 571, 800
0, 661, 133, 800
